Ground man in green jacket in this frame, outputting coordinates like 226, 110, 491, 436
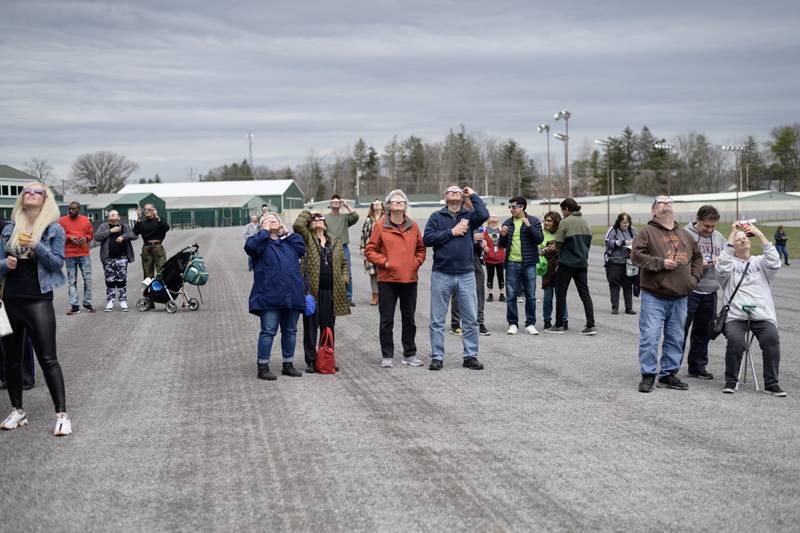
544, 198, 596, 336
326, 195, 360, 306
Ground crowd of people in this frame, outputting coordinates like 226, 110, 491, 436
0, 181, 790, 439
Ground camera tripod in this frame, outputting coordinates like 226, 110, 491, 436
737, 304, 760, 391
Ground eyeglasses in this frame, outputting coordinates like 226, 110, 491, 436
390, 200, 406, 204
445, 186, 463, 194
655, 196, 673, 205
311, 215, 325, 221
508, 204, 521, 209
23, 188, 46, 197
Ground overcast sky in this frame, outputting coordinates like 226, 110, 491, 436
1, 0, 798, 183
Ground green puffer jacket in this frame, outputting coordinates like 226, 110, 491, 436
293, 210, 351, 317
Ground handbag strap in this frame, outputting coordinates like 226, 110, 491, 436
320, 327, 334, 349
302, 258, 311, 294
725, 261, 751, 306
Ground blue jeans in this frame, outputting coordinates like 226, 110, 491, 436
505, 261, 537, 326
65, 256, 92, 307
430, 271, 479, 360
542, 284, 568, 324
258, 309, 300, 364
775, 243, 789, 264
638, 290, 687, 377
343, 244, 353, 300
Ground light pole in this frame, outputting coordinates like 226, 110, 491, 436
595, 139, 612, 226
654, 142, 677, 195
246, 132, 255, 180
554, 132, 568, 197
538, 123, 551, 209
722, 145, 745, 220
554, 109, 571, 196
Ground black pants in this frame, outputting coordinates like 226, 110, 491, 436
1, 298, 66, 412
0, 336, 35, 387
378, 282, 418, 359
486, 263, 505, 290
554, 265, 595, 328
683, 292, 716, 373
302, 288, 335, 366
605, 262, 633, 312
723, 319, 780, 387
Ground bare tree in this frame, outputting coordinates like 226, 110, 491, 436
70, 152, 139, 193
23, 157, 55, 185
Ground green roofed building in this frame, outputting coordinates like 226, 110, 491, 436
0, 165, 39, 219
62, 192, 166, 223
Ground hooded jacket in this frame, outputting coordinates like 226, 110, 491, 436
245, 231, 306, 315
552, 211, 592, 268
716, 243, 781, 325
684, 222, 727, 293
365, 215, 426, 283
498, 214, 544, 267
631, 218, 703, 298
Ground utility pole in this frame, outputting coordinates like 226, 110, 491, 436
247, 132, 255, 180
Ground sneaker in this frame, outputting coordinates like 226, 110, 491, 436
563, 321, 569, 331
625, 309, 637, 315
305, 366, 316, 374
402, 357, 424, 367
507, 324, 518, 335
348, 299, 356, 307
722, 382, 737, 394
67, 305, 80, 315
580, 326, 597, 336
429, 359, 443, 371
1, 408, 28, 430
638, 374, 656, 393
105, 300, 114, 312
545, 325, 565, 334
524, 325, 539, 335
381, 358, 393, 368
487, 294, 494, 302
462, 357, 484, 370
257, 363, 277, 380
688, 369, 714, 380
119, 301, 129, 312
479, 325, 491, 336
450, 327, 462, 336
764, 384, 787, 397
611, 307, 619, 315
54, 414, 72, 436
657, 374, 689, 390
544, 320, 552, 330
82, 303, 96, 313
498, 294, 506, 302
281, 362, 302, 377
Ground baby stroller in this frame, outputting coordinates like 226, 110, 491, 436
136, 243, 208, 314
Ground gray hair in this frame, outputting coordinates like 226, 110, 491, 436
385, 189, 409, 211
260, 212, 281, 226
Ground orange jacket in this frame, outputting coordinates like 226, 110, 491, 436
365, 216, 426, 283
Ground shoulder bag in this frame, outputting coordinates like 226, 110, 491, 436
710, 261, 750, 340
0, 280, 12, 337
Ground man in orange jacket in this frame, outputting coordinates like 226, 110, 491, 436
365, 189, 426, 368
59, 201, 95, 314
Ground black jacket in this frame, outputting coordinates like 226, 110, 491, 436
498, 214, 544, 267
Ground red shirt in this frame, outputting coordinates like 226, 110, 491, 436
58, 215, 94, 257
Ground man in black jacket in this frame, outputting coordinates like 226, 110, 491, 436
498, 196, 544, 335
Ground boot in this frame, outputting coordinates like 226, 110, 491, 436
499, 293, 506, 302
371, 292, 379, 306
257, 363, 276, 381
282, 362, 302, 377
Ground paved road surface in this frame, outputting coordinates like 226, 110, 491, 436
2, 224, 799, 532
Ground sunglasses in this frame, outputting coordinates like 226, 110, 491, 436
311, 215, 325, 221
508, 204, 522, 209
23, 188, 46, 197
655, 197, 673, 205
389, 200, 406, 204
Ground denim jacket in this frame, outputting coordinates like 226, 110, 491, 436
0, 222, 67, 294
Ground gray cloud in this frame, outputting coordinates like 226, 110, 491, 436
1, 0, 798, 181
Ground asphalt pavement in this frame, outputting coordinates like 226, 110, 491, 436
2, 224, 799, 532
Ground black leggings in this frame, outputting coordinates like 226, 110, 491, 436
486, 263, 505, 289
2, 298, 66, 412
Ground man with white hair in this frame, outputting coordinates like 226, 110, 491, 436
94, 210, 138, 311
423, 185, 489, 371
365, 189, 426, 368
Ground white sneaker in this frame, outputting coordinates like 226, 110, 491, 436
507, 324, 518, 335
402, 357, 424, 367
525, 325, 540, 335
381, 358, 393, 368
54, 414, 72, 436
119, 300, 129, 312
1, 408, 28, 430
105, 300, 114, 312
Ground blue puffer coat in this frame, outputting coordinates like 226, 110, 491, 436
245, 231, 306, 315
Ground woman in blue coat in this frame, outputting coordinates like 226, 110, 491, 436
245, 213, 306, 381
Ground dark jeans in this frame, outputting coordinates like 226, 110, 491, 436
451, 257, 485, 327
2, 298, 66, 412
505, 261, 537, 327
378, 282, 418, 359
302, 288, 335, 366
775, 243, 789, 264
554, 264, 595, 328
605, 262, 633, 312
486, 263, 504, 290
683, 291, 716, 373
723, 319, 780, 386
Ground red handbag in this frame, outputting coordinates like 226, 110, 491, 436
315, 327, 336, 374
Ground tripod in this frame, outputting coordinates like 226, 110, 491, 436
737, 304, 760, 391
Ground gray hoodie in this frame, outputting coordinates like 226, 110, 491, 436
716, 243, 781, 325
685, 222, 727, 293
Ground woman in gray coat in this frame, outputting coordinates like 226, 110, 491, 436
94, 210, 137, 311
